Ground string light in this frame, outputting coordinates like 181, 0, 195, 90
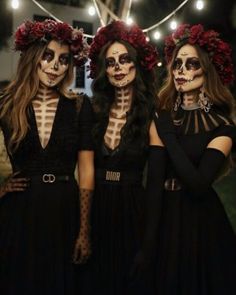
11, 0, 19, 9
195, 0, 204, 10
30, 0, 205, 40
157, 61, 163, 67
88, 6, 96, 16
170, 20, 178, 30
153, 30, 161, 40
126, 17, 133, 25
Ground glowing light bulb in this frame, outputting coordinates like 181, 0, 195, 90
126, 17, 133, 25
146, 36, 150, 42
11, 0, 19, 9
170, 20, 177, 30
153, 31, 161, 40
196, 0, 204, 10
157, 62, 163, 67
88, 6, 96, 16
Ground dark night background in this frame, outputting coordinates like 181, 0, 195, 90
0, 0, 236, 229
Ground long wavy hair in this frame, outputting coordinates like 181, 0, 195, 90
159, 42, 235, 177
92, 40, 158, 149
159, 43, 234, 116
0, 40, 75, 153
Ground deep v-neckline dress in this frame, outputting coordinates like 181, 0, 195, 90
88, 114, 152, 295
0, 96, 94, 295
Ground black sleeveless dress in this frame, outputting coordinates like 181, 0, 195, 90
153, 107, 236, 295
0, 96, 94, 295
89, 117, 151, 295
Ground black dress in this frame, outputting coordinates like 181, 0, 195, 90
0, 96, 93, 295
89, 118, 150, 295
153, 107, 236, 295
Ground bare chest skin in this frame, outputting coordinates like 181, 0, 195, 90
104, 86, 132, 150
32, 85, 59, 149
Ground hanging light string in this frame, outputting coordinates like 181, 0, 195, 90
31, 0, 94, 38
92, 0, 105, 26
122, 0, 133, 21
143, 0, 190, 32
31, 0, 61, 22
96, 0, 119, 21
30, 0, 199, 39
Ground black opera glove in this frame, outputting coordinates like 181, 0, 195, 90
154, 110, 176, 136
73, 188, 93, 264
130, 146, 167, 278
154, 114, 227, 195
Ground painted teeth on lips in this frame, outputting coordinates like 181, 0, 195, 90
114, 74, 126, 80
175, 78, 187, 85
46, 72, 59, 80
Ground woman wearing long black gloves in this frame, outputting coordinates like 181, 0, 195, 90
148, 24, 236, 295
87, 20, 163, 295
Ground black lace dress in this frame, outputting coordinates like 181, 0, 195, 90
89, 118, 151, 295
0, 96, 93, 295
153, 107, 236, 295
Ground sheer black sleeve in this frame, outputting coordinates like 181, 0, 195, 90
77, 96, 94, 151
154, 111, 235, 195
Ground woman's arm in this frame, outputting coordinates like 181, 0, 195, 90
154, 111, 233, 195
73, 150, 94, 264
131, 121, 166, 276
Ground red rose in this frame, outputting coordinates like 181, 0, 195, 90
189, 24, 203, 44
31, 22, 44, 39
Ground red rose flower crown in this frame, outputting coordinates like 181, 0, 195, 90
14, 19, 89, 67
89, 20, 159, 79
164, 24, 234, 85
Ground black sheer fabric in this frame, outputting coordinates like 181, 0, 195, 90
0, 96, 94, 295
150, 108, 236, 295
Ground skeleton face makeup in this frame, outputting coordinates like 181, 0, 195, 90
173, 44, 204, 93
105, 42, 136, 88
37, 40, 70, 88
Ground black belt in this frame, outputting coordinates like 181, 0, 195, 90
164, 178, 182, 191
95, 169, 142, 184
29, 174, 74, 184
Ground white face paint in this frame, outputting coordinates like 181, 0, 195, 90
173, 44, 204, 93
37, 40, 70, 88
105, 42, 136, 88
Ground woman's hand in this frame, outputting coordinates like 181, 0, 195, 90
73, 229, 91, 264
0, 172, 29, 199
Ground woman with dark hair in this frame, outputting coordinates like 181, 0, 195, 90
0, 19, 94, 295
142, 24, 236, 294
87, 21, 163, 295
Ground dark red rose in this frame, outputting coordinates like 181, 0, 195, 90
189, 24, 203, 44
54, 22, 72, 41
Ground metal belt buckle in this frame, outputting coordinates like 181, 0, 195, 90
164, 178, 182, 191
42, 174, 56, 183
105, 171, 121, 182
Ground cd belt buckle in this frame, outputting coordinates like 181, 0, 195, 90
42, 173, 56, 183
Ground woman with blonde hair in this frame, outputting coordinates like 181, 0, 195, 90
0, 19, 94, 295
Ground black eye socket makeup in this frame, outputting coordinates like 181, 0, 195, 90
119, 53, 132, 64
173, 57, 201, 71
59, 54, 70, 66
42, 49, 70, 65
42, 49, 54, 62
105, 57, 116, 68
105, 54, 132, 68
